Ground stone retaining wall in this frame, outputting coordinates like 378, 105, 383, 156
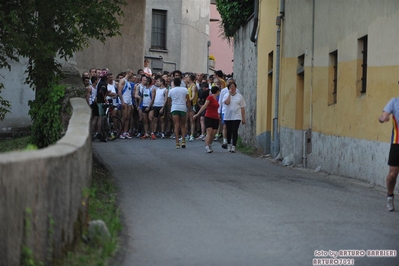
0, 98, 91, 265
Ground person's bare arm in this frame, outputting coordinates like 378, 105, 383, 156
379, 111, 390, 123
86, 86, 91, 105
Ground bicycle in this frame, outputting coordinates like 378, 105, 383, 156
101, 103, 123, 141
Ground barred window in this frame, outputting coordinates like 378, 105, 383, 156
151, 10, 167, 50
359, 35, 368, 93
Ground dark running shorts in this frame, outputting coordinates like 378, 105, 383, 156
91, 103, 99, 117
153, 106, 164, 117
205, 117, 219, 130
141, 106, 154, 113
388, 144, 399, 166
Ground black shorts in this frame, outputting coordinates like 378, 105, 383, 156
205, 117, 219, 130
388, 144, 399, 166
153, 106, 164, 117
141, 106, 154, 113
91, 103, 99, 117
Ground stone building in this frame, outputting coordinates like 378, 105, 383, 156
144, 0, 210, 74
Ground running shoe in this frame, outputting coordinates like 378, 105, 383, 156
189, 135, 194, 142
209, 145, 213, 153
124, 132, 132, 139
214, 135, 219, 141
231, 145, 236, 153
181, 141, 186, 148
161, 132, 165, 139
227, 144, 232, 152
151, 132, 156, 140
136, 132, 141, 138
205, 146, 212, 153
119, 134, 126, 139
221, 142, 228, 149
175, 143, 180, 149
185, 134, 189, 140
196, 134, 204, 140
171, 133, 176, 139
140, 134, 149, 139
387, 196, 395, 212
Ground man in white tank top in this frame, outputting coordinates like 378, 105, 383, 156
118, 69, 134, 139
152, 76, 168, 139
137, 76, 156, 139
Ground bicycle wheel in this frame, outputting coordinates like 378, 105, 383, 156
107, 116, 123, 141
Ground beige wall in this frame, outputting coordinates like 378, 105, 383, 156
180, 0, 209, 72
75, 0, 146, 74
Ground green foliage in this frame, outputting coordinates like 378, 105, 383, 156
216, 0, 254, 40
0, 136, 32, 153
0, 0, 126, 91
28, 82, 66, 148
21, 208, 44, 266
0, 82, 11, 121
0, 0, 126, 129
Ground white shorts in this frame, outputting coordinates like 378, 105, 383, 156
122, 97, 133, 106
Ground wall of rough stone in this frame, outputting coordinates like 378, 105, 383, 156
234, 16, 258, 148
0, 98, 91, 266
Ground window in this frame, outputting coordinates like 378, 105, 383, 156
358, 35, 368, 94
328, 50, 338, 105
151, 10, 167, 50
297, 54, 305, 76
268, 51, 274, 76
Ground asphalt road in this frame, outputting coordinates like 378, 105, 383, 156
92, 136, 399, 266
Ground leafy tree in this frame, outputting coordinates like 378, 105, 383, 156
0, 0, 126, 146
215, 0, 254, 41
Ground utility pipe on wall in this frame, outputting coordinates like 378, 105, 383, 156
250, 0, 259, 43
272, 0, 285, 158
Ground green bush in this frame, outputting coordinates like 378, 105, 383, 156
216, 0, 254, 40
28, 82, 66, 148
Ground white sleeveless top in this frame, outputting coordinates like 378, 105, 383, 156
154, 87, 166, 107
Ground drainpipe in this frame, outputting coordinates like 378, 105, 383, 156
272, 0, 285, 158
250, 0, 259, 44
207, 41, 211, 74
303, 0, 315, 168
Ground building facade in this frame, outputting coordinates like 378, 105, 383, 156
75, 0, 146, 75
256, 0, 399, 186
209, 3, 234, 75
144, 0, 209, 74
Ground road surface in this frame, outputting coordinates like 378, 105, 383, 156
93, 136, 399, 266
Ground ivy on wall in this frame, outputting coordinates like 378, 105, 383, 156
215, 0, 254, 40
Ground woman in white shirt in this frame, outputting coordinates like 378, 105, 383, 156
222, 82, 246, 153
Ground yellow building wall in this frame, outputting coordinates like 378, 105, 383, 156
256, 0, 279, 136
255, 0, 399, 184
277, 0, 399, 143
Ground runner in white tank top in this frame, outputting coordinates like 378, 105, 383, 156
152, 76, 169, 138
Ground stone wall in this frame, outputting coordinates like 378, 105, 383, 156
234, 16, 258, 147
0, 98, 92, 266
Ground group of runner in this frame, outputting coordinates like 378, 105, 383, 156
83, 61, 246, 153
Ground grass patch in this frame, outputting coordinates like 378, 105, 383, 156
58, 156, 122, 266
236, 136, 260, 157
0, 136, 34, 152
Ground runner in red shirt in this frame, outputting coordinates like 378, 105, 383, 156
193, 86, 221, 153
